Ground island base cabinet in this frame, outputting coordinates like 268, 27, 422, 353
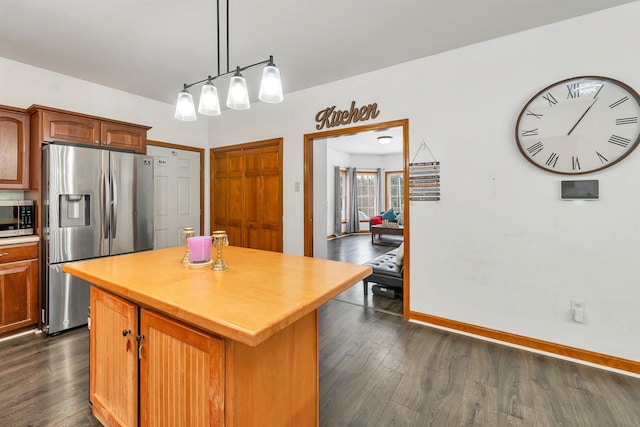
139, 309, 224, 426
90, 287, 320, 426
90, 287, 139, 427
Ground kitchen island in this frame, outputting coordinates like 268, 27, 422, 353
63, 245, 371, 427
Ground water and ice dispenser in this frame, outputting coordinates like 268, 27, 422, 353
59, 194, 90, 227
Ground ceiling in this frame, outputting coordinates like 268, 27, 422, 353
0, 0, 635, 114
327, 127, 404, 155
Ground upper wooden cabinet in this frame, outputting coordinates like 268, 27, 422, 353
29, 105, 150, 154
0, 106, 30, 189
39, 110, 101, 146
101, 121, 147, 153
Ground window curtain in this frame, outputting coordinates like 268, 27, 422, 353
346, 167, 360, 234
333, 166, 341, 237
377, 168, 384, 214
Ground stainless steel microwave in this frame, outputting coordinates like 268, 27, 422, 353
0, 200, 35, 237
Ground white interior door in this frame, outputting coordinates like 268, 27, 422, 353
147, 145, 200, 249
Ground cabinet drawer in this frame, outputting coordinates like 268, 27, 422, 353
0, 243, 38, 263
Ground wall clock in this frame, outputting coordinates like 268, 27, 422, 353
515, 76, 640, 174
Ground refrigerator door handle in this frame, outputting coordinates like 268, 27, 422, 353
112, 169, 118, 238
102, 169, 109, 239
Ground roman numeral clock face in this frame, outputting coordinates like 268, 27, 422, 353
515, 76, 640, 174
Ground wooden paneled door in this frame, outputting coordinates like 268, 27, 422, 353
211, 139, 283, 252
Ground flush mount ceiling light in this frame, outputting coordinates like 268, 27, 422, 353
377, 136, 393, 145
174, 0, 283, 121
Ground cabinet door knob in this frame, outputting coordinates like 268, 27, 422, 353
94, 140, 100, 144
0, 253, 8, 257
122, 329, 131, 336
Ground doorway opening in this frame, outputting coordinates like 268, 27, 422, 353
303, 119, 410, 318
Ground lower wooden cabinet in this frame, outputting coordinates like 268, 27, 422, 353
90, 286, 138, 427
0, 242, 38, 335
90, 287, 223, 427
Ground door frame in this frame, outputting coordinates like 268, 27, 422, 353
303, 119, 410, 318
148, 140, 205, 235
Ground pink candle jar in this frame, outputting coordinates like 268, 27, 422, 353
187, 236, 212, 263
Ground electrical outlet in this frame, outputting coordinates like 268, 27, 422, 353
294, 182, 301, 192
571, 299, 585, 323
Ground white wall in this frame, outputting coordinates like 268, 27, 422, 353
0, 57, 211, 233
208, 3, 640, 362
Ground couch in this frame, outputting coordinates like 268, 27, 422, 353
362, 243, 404, 298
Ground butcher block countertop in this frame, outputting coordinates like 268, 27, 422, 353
63, 246, 371, 346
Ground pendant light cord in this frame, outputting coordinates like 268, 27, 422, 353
216, 0, 220, 76
226, 0, 230, 74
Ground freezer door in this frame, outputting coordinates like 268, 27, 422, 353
46, 264, 91, 334
45, 144, 107, 264
110, 152, 154, 255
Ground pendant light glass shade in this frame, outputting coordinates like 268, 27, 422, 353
175, 88, 197, 121
258, 57, 283, 103
226, 68, 250, 110
198, 81, 221, 116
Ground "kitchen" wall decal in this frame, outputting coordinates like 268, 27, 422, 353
315, 101, 380, 130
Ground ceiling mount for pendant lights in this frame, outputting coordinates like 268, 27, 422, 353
174, 0, 283, 121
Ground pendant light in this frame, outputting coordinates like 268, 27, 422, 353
226, 67, 250, 110
174, 85, 197, 121
174, 0, 283, 121
258, 56, 284, 103
198, 77, 221, 116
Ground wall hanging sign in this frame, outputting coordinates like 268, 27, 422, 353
315, 100, 380, 130
410, 141, 440, 201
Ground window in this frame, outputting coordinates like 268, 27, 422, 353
386, 171, 404, 212
356, 172, 377, 219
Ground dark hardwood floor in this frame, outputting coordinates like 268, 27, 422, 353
0, 327, 101, 426
1, 233, 640, 426
318, 300, 640, 427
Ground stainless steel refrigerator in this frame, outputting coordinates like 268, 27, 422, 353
42, 144, 153, 334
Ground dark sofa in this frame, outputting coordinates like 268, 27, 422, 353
362, 244, 404, 297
